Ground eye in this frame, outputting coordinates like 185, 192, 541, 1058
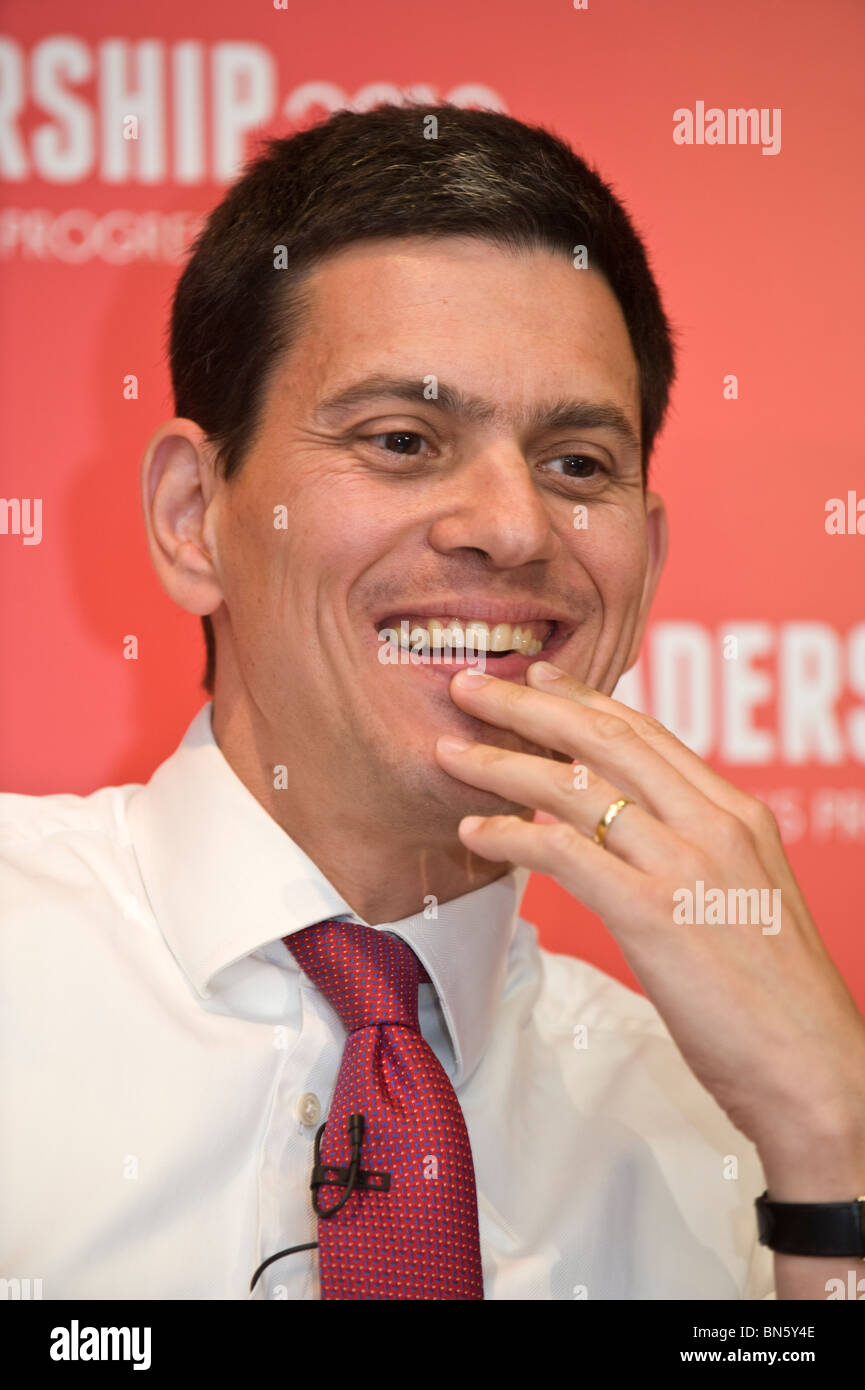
367, 431, 428, 456
544, 453, 607, 480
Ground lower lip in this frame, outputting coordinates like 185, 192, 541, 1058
373, 629, 567, 681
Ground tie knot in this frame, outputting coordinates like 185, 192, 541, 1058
284, 919, 426, 1033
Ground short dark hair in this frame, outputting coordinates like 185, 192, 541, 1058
169, 101, 677, 695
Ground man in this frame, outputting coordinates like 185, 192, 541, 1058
2, 103, 863, 1301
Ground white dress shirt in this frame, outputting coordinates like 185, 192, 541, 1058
0, 703, 775, 1300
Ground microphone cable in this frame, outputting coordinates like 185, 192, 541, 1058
249, 1240, 318, 1291
249, 1113, 370, 1292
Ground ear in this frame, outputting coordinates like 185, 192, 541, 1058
139, 419, 224, 617
621, 488, 668, 672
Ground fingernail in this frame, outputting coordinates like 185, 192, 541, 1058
437, 735, 472, 754
453, 669, 490, 686
531, 660, 565, 680
460, 816, 484, 833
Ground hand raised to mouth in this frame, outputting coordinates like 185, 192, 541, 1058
435, 659, 865, 1302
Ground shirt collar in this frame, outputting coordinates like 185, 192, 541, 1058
126, 703, 529, 1086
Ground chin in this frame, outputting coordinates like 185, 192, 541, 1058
437, 774, 528, 822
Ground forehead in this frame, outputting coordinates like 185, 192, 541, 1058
274, 235, 641, 426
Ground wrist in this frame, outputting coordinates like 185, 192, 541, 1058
757, 1117, 865, 1203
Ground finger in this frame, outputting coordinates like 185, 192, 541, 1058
527, 663, 785, 828
457, 812, 646, 926
436, 737, 683, 874
524, 662, 798, 888
448, 668, 718, 841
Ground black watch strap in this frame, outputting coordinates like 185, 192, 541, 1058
755, 1191, 865, 1257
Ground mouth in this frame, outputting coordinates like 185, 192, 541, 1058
372, 609, 572, 679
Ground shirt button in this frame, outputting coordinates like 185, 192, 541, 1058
296, 1092, 321, 1127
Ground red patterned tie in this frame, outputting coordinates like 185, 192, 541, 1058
284, 918, 485, 1300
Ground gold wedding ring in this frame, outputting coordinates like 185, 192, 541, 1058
593, 797, 633, 847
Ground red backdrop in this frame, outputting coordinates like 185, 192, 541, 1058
2, 0, 863, 1007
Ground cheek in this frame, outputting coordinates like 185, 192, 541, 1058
213, 484, 289, 637
224, 469, 407, 626
286, 499, 399, 599
281, 458, 423, 570
224, 497, 272, 572
566, 510, 649, 612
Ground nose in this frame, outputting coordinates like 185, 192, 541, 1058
427, 445, 561, 568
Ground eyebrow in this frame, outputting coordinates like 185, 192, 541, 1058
315, 374, 642, 455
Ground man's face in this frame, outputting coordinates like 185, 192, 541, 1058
206, 235, 665, 831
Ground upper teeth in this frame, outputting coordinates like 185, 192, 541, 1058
384, 617, 552, 656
